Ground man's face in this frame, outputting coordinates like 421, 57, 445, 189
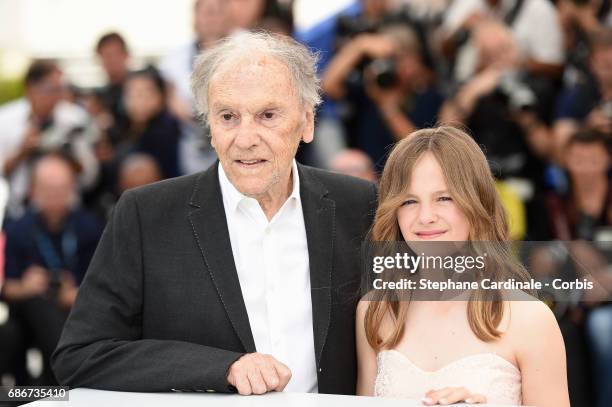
566, 142, 610, 178
27, 70, 64, 119
98, 41, 129, 84
207, 55, 314, 199
31, 158, 77, 221
195, 0, 229, 43
362, 0, 390, 20
591, 47, 612, 89
228, 0, 265, 30
396, 52, 421, 85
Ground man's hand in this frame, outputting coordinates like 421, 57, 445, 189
58, 272, 78, 309
464, 68, 503, 101
3, 124, 41, 175
20, 265, 49, 298
21, 124, 42, 155
356, 34, 396, 60
227, 353, 291, 395
364, 68, 403, 110
559, 0, 602, 33
585, 107, 612, 134
445, 68, 503, 122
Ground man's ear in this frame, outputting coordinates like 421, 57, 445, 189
302, 107, 315, 144
208, 120, 216, 149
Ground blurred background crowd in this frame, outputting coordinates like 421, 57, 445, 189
0, 0, 612, 406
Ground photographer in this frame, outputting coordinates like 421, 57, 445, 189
94, 32, 131, 133
0, 60, 99, 219
547, 130, 612, 240
440, 19, 555, 239
323, 23, 442, 167
555, 28, 612, 159
1, 153, 103, 384
544, 130, 612, 407
558, 0, 610, 79
440, 0, 563, 81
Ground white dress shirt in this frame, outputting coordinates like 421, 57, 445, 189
218, 161, 318, 393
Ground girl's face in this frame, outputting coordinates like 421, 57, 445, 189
125, 76, 163, 124
397, 152, 471, 242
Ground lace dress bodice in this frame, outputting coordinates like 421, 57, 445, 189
374, 350, 522, 405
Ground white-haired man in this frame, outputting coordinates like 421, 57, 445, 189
52, 32, 377, 395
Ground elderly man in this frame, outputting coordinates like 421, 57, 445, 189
52, 32, 377, 395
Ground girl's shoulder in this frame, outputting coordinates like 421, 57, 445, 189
502, 296, 562, 349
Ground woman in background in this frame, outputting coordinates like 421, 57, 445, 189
86, 67, 181, 217
97, 66, 181, 181
117, 66, 181, 179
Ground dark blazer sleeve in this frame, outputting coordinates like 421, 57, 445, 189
51, 190, 243, 392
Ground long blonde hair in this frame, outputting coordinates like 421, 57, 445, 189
365, 126, 529, 349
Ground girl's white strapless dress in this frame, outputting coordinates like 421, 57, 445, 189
374, 350, 522, 405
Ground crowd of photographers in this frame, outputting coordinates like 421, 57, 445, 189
0, 0, 612, 405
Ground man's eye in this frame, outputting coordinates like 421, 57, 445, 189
262, 111, 275, 120
221, 113, 233, 121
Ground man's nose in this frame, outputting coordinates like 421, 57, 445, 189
234, 116, 260, 149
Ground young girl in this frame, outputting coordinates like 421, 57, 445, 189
357, 126, 570, 406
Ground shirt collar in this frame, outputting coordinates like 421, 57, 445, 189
218, 160, 301, 213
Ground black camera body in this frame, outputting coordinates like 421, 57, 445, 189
494, 72, 537, 112
335, 12, 414, 90
367, 58, 398, 89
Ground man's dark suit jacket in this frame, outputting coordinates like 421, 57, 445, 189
51, 162, 377, 394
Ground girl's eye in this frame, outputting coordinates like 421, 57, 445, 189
402, 199, 417, 206
438, 196, 453, 202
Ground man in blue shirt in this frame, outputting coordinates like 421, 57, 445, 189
2, 152, 103, 384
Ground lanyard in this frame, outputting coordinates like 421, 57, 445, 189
34, 216, 78, 272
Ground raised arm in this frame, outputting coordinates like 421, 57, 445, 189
322, 34, 395, 101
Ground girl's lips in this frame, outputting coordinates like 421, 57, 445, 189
415, 230, 446, 239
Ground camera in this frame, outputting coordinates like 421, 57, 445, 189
495, 71, 537, 112
367, 58, 398, 89
335, 10, 424, 90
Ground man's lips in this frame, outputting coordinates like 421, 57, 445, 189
414, 230, 447, 239
234, 159, 267, 167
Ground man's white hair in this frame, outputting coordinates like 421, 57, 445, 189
191, 30, 321, 123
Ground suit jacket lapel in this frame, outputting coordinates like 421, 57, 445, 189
299, 164, 334, 368
187, 164, 256, 353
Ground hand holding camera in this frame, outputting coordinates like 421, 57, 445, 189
586, 101, 612, 134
